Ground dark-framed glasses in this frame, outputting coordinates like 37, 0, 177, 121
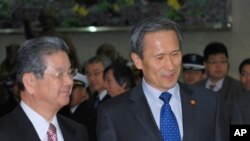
207, 60, 228, 65
241, 71, 250, 77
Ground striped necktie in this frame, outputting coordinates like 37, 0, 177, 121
47, 123, 58, 141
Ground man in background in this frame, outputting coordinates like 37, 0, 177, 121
238, 58, 250, 92
104, 63, 135, 97
59, 72, 89, 126
182, 53, 205, 85
84, 55, 111, 141
196, 42, 243, 126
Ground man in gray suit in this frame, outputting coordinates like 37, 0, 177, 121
196, 42, 243, 126
96, 17, 228, 141
0, 36, 88, 141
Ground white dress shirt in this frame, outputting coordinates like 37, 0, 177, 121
98, 90, 108, 101
142, 78, 183, 140
205, 78, 224, 92
20, 101, 64, 141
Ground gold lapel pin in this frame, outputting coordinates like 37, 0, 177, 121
190, 99, 196, 106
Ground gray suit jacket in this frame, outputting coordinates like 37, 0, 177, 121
97, 82, 228, 141
231, 92, 250, 124
196, 75, 243, 125
0, 105, 89, 141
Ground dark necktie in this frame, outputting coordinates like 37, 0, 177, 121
159, 92, 181, 141
209, 84, 216, 91
47, 123, 58, 141
94, 97, 100, 109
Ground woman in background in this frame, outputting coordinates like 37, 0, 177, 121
104, 63, 135, 97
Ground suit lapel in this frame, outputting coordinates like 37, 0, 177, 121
58, 115, 77, 141
101, 94, 111, 103
219, 76, 229, 100
129, 85, 163, 141
128, 83, 198, 141
12, 105, 41, 141
179, 83, 196, 141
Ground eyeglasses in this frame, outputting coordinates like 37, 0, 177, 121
241, 71, 250, 77
207, 60, 228, 65
43, 68, 78, 79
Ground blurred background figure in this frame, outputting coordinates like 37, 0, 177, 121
85, 55, 111, 98
84, 55, 111, 141
231, 91, 250, 125
96, 43, 127, 64
104, 63, 136, 97
182, 53, 206, 85
59, 72, 89, 125
126, 61, 143, 85
0, 44, 20, 117
239, 58, 250, 92
196, 41, 243, 126
22, 6, 58, 39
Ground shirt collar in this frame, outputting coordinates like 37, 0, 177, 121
142, 78, 180, 101
206, 78, 224, 91
20, 101, 61, 140
98, 90, 108, 101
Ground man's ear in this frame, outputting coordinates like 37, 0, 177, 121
22, 73, 36, 95
131, 52, 142, 70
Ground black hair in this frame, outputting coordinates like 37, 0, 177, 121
239, 58, 250, 74
203, 42, 228, 61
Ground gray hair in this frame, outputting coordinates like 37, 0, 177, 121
16, 36, 70, 90
85, 55, 111, 72
130, 17, 183, 59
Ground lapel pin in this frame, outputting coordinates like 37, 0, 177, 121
190, 99, 196, 106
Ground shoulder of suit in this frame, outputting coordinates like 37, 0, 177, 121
194, 78, 207, 86
57, 114, 85, 129
225, 75, 240, 84
99, 88, 136, 110
235, 92, 250, 103
180, 82, 218, 99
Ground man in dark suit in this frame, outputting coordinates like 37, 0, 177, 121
0, 36, 88, 141
196, 42, 243, 126
59, 72, 89, 126
96, 17, 228, 141
84, 55, 111, 141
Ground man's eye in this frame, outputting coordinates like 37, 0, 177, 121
171, 51, 181, 57
156, 56, 163, 60
208, 61, 215, 64
56, 72, 64, 77
241, 72, 248, 77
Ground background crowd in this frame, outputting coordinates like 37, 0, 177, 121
0, 7, 249, 141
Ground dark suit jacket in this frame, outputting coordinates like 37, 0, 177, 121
196, 75, 243, 125
85, 93, 111, 141
0, 105, 89, 141
97, 82, 228, 141
59, 100, 89, 126
231, 92, 250, 124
